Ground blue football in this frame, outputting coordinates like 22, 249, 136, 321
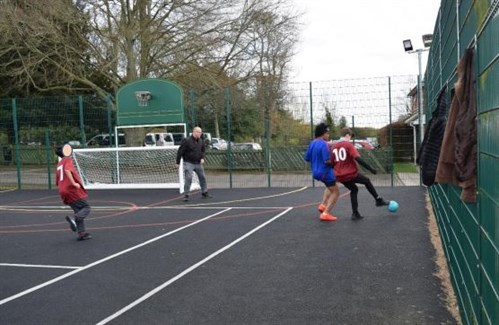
388, 200, 399, 213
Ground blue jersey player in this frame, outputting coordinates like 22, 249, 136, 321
304, 123, 340, 221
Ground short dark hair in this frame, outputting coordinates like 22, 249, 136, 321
340, 127, 355, 137
54, 146, 64, 158
314, 123, 330, 137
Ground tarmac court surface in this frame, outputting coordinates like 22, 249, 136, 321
0, 186, 456, 324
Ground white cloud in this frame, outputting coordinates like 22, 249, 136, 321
291, 0, 440, 81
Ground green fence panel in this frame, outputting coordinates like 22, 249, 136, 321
426, 1, 499, 324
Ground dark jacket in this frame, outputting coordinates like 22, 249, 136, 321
176, 136, 205, 164
417, 86, 448, 186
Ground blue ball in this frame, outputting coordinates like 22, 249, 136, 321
388, 200, 399, 213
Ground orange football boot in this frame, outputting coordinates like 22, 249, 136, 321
320, 212, 337, 221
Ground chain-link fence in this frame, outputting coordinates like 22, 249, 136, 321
0, 75, 420, 190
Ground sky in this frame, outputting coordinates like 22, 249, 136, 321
290, 0, 441, 82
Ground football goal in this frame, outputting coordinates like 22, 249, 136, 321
72, 146, 199, 192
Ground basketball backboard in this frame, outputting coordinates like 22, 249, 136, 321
116, 79, 185, 126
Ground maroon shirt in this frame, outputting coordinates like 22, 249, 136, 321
56, 157, 87, 204
330, 140, 361, 183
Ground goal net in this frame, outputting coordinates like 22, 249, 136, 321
72, 146, 200, 192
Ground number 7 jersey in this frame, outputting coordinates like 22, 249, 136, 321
56, 157, 88, 204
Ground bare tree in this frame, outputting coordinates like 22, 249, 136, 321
0, 0, 301, 110
250, 2, 300, 142
0, 1, 99, 96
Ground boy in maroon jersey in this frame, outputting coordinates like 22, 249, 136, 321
55, 145, 92, 241
330, 128, 389, 220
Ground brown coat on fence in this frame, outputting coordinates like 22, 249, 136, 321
435, 48, 477, 203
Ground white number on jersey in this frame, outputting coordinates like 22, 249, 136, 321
331, 147, 347, 162
57, 165, 64, 182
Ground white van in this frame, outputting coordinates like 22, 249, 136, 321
144, 133, 174, 147
210, 138, 228, 150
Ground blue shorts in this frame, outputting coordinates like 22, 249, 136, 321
313, 171, 336, 187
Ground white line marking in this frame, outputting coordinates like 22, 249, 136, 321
0, 208, 231, 306
185, 186, 308, 207
0, 205, 288, 211
96, 207, 293, 325
0, 263, 80, 270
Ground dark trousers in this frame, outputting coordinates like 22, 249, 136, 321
69, 199, 91, 233
341, 173, 379, 213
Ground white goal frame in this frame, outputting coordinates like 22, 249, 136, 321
72, 146, 199, 193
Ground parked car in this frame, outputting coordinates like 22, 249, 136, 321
210, 138, 228, 150
144, 133, 174, 146
352, 140, 375, 150
232, 142, 262, 151
67, 140, 81, 147
86, 133, 126, 147
330, 139, 374, 150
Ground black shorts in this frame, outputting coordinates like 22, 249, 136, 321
322, 180, 337, 187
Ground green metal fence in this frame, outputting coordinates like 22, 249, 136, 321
425, 0, 499, 324
0, 75, 420, 190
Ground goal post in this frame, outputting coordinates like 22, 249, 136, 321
72, 146, 199, 192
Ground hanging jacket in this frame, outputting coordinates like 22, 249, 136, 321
435, 48, 477, 203
417, 86, 448, 186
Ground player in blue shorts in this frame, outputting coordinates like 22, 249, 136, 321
304, 123, 340, 221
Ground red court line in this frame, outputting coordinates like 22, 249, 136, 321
0, 190, 351, 234
0, 208, 284, 234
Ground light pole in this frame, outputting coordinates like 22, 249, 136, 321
403, 35, 432, 145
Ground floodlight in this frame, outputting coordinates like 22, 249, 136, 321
403, 39, 413, 52
422, 34, 433, 47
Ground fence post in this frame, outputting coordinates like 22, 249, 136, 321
388, 76, 394, 187
190, 89, 196, 129
106, 94, 113, 146
78, 96, 87, 145
12, 98, 21, 189
351, 116, 355, 146
264, 108, 271, 187
45, 130, 52, 190
225, 87, 233, 188
309, 81, 315, 187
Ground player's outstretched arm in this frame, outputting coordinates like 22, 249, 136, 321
355, 157, 376, 174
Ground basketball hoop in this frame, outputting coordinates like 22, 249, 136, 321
135, 91, 152, 107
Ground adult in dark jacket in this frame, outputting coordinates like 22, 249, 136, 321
176, 126, 211, 201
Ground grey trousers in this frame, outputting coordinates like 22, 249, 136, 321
183, 162, 208, 194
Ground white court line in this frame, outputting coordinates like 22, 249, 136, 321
0, 208, 231, 306
0, 205, 288, 211
0, 263, 80, 270
96, 207, 293, 325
